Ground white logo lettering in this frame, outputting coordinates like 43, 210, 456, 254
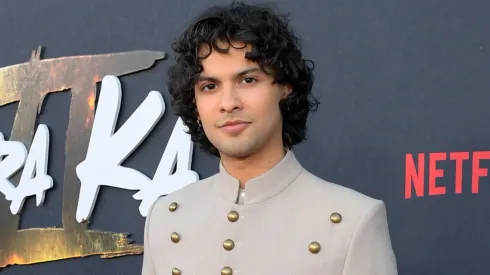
0, 124, 53, 215
132, 117, 199, 216
0, 75, 199, 222
75, 75, 198, 222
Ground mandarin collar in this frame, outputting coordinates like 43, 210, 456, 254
214, 150, 303, 205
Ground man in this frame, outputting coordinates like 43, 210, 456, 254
142, 2, 397, 275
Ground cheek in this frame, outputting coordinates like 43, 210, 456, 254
245, 92, 281, 120
195, 96, 208, 114
196, 98, 216, 125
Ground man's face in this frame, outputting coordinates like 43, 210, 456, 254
194, 41, 289, 159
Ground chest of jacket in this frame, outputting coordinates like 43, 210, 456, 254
148, 196, 350, 275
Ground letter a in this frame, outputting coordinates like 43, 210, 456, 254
133, 118, 199, 217
1, 125, 53, 214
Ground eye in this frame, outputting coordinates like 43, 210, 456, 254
202, 83, 217, 91
241, 77, 257, 84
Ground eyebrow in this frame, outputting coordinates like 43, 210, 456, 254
197, 67, 261, 82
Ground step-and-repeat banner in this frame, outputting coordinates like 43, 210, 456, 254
0, 1, 489, 274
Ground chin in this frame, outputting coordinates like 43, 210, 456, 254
219, 149, 251, 159
216, 144, 258, 159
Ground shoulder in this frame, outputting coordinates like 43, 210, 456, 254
292, 168, 387, 228
297, 168, 382, 206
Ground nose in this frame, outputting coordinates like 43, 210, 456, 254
219, 85, 242, 113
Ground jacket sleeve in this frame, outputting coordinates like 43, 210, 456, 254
341, 200, 398, 275
141, 201, 158, 275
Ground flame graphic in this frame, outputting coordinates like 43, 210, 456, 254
88, 93, 95, 111
6, 253, 26, 265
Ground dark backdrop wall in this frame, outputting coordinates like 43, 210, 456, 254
0, 0, 489, 274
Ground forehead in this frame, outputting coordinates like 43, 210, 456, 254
198, 41, 258, 77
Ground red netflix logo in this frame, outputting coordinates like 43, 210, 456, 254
405, 151, 490, 198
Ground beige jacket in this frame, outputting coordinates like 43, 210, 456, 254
141, 151, 398, 275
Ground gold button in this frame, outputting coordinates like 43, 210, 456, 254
221, 266, 233, 275
170, 232, 180, 243
172, 267, 181, 275
227, 211, 239, 222
223, 239, 235, 251
169, 202, 178, 212
330, 212, 342, 223
309, 241, 321, 254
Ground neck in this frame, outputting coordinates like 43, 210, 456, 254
220, 143, 286, 189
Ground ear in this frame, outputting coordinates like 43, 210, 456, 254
282, 84, 293, 99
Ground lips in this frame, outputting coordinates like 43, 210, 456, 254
221, 120, 248, 127
219, 120, 250, 134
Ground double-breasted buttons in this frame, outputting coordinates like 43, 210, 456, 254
223, 239, 235, 251
170, 232, 180, 243
330, 212, 342, 223
227, 211, 239, 222
221, 266, 233, 275
172, 267, 181, 275
169, 202, 178, 212
308, 241, 321, 254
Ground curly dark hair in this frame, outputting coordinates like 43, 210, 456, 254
166, 1, 319, 157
